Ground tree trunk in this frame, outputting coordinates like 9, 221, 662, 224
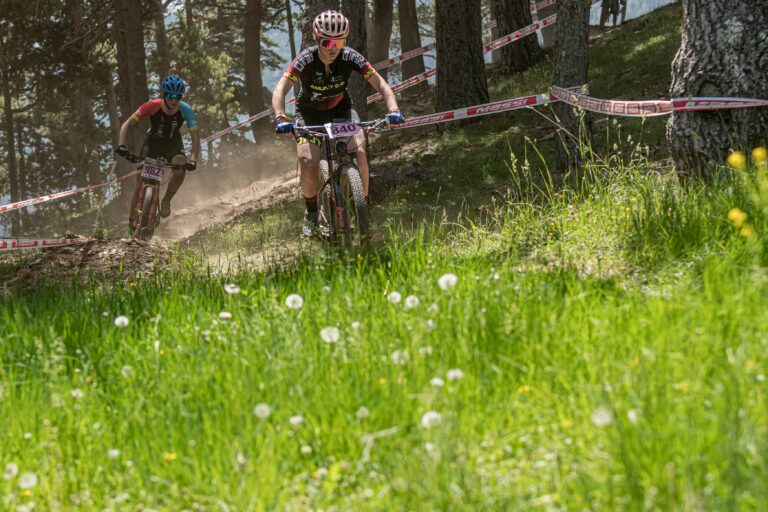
245, 0, 269, 139
552, 0, 592, 170
493, 0, 545, 76
667, 1, 768, 181
186, 0, 194, 29
2, 69, 21, 236
342, 0, 368, 121
113, 0, 149, 204
152, 0, 170, 78
300, 0, 339, 50
399, 0, 428, 96
286, 0, 297, 60
105, 64, 120, 149
538, 0, 557, 48
369, 0, 393, 81
489, 0, 501, 64
436, 0, 489, 113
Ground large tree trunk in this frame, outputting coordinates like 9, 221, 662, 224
368, 0, 393, 81
2, 69, 21, 236
300, 0, 339, 50
245, 0, 269, 139
493, 0, 545, 76
667, 1, 768, 181
436, 0, 489, 113
399, 0, 428, 96
113, 0, 149, 205
552, 0, 592, 171
342, 0, 368, 121
286, 0, 297, 60
152, 0, 170, 78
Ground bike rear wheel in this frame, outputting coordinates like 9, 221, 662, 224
339, 163, 369, 249
138, 186, 155, 240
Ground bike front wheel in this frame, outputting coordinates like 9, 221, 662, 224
339, 163, 369, 250
317, 159, 334, 240
138, 186, 155, 241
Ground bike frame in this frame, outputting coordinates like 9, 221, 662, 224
296, 119, 386, 232
122, 153, 180, 238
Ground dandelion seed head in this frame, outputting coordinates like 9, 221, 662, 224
426, 319, 436, 331
405, 295, 420, 309
18, 472, 38, 489
285, 294, 304, 309
218, 311, 232, 320
387, 291, 402, 304
447, 368, 464, 381
300, 444, 312, 454
289, 415, 304, 427
427, 303, 439, 314
356, 406, 370, 419
350, 321, 362, 330
390, 349, 409, 365
430, 377, 445, 388
421, 411, 442, 429
120, 365, 134, 378
320, 326, 340, 343
438, 273, 458, 290
425, 442, 436, 453
71, 388, 84, 399
591, 406, 613, 427
627, 409, 640, 424
114, 315, 129, 328
3, 462, 19, 480
224, 283, 241, 295
108, 449, 121, 460
253, 403, 271, 419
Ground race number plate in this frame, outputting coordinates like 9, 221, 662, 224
140, 158, 164, 182
325, 122, 361, 139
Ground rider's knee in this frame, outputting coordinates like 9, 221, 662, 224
298, 153, 317, 171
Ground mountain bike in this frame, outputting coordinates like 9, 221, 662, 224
120, 153, 182, 241
294, 118, 387, 250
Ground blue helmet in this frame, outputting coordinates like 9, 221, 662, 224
161, 75, 186, 97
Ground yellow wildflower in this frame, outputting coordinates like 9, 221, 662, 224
516, 385, 531, 394
727, 207, 748, 228
377, 378, 388, 385
727, 151, 747, 171
561, 419, 573, 428
630, 356, 640, 368
20, 490, 32, 497
740, 224, 755, 238
673, 381, 689, 392
753, 146, 768, 167
162, 452, 177, 462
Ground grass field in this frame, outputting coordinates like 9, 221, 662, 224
3, 3, 768, 510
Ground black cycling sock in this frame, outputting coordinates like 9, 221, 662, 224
305, 195, 318, 213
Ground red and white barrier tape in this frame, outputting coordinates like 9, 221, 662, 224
0, 163, 129, 215
373, 43, 437, 71
551, 86, 768, 117
390, 91, 556, 130
484, 14, 557, 53
485, 0, 558, 30
0, 237, 92, 252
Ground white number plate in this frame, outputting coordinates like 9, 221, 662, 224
326, 122, 361, 139
140, 159, 164, 182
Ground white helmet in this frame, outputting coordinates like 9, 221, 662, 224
313, 10, 350, 39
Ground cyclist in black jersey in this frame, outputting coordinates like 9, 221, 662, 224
272, 10, 404, 237
116, 76, 200, 222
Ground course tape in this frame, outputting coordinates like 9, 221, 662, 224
0, 163, 129, 215
0, 237, 92, 252
389, 91, 556, 130
551, 86, 768, 117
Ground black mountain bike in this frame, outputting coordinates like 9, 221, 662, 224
294, 118, 387, 250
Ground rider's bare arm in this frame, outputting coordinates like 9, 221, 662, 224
367, 71, 400, 113
272, 76, 295, 120
118, 116, 138, 146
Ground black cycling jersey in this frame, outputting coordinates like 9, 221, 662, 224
283, 46, 375, 111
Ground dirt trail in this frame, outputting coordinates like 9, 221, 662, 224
155, 170, 298, 241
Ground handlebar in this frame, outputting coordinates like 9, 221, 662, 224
120, 152, 182, 169
293, 117, 390, 138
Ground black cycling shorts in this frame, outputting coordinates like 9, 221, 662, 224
295, 97, 359, 147
140, 136, 186, 164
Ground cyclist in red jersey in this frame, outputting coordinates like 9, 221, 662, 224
115, 76, 200, 222
272, 10, 404, 237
